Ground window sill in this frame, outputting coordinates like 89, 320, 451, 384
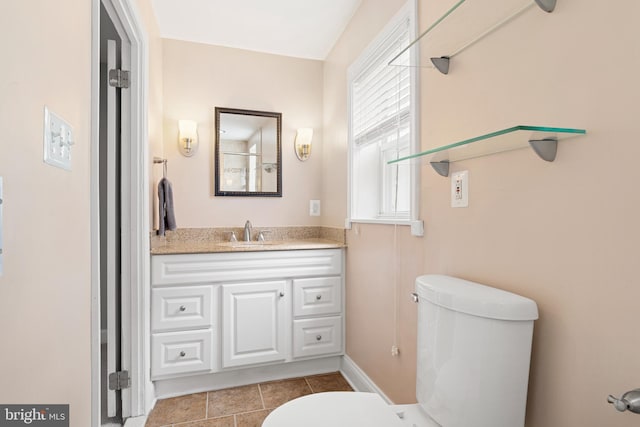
346, 218, 424, 236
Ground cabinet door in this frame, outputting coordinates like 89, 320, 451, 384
222, 280, 288, 368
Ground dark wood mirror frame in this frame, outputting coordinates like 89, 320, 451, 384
214, 107, 282, 197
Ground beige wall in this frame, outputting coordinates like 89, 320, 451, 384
419, 0, 640, 425
0, 1, 92, 426
327, 0, 640, 425
345, 223, 424, 402
160, 39, 324, 228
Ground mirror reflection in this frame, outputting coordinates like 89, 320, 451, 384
214, 107, 282, 197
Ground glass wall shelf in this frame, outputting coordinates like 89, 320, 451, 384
389, 0, 556, 73
387, 125, 586, 177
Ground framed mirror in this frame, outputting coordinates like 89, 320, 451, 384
214, 107, 282, 197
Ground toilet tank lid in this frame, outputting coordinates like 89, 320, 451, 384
415, 275, 539, 321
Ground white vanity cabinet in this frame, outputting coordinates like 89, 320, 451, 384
150, 249, 344, 381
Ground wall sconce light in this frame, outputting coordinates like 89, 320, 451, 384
178, 119, 198, 157
294, 128, 313, 161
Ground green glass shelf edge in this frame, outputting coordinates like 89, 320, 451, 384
387, 125, 587, 164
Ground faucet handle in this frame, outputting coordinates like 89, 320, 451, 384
227, 231, 237, 242
257, 230, 272, 242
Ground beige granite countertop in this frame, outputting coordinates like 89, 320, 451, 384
150, 226, 346, 255
151, 238, 345, 255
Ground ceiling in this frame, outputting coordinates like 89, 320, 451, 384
150, 0, 362, 60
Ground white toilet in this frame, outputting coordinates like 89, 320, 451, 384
263, 274, 538, 427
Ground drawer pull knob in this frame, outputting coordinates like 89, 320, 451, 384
179, 351, 186, 357
316, 295, 322, 301
179, 305, 186, 312
316, 335, 322, 341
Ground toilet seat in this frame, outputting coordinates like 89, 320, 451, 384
262, 392, 439, 427
262, 392, 403, 427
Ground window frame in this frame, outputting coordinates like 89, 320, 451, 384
346, 0, 421, 231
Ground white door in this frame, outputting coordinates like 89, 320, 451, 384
222, 281, 288, 368
106, 38, 120, 419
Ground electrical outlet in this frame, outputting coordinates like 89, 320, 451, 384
451, 170, 469, 208
309, 200, 321, 216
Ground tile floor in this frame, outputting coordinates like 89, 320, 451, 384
145, 372, 353, 427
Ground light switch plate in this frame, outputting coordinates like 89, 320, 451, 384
451, 170, 469, 208
310, 200, 321, 216
43, 106, 73, 170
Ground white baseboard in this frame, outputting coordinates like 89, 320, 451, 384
340, 354, 394, 404
123, 416, 147, 427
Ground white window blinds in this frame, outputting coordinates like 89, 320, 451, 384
349, 10, 414, 221
351, 17, 411, 148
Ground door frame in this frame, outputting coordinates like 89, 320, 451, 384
91, 0, 150, 424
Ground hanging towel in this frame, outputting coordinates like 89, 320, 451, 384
157, 177, 177, 236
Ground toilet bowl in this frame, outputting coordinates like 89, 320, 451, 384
262, 391, 439, 427
263, 275, 538, 427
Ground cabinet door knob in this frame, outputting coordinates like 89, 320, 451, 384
316, 335, 322, 341
179, 351, 186, 357
179, 305, 186, 312
315, 294, 322, 301
279, 292, 285, 297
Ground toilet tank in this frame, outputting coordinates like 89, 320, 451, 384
415, 275, 538, 427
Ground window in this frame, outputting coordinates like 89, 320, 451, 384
348, 1, 418, 225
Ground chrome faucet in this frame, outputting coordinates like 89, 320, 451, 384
243, 220, 252, 242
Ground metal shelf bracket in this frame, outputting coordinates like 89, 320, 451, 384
430, 57, 450, 75
430, 161, 450, 177
529, 137, 558, 162
534, 0, 556, 13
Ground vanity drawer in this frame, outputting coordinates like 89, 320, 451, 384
293, 316, 342, 358
151, 249, 342, 285
293, 277, 342, 317
151, 329, 213, 378
152, 285, 214, 332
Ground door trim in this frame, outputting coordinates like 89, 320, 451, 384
91, 0, 150, 424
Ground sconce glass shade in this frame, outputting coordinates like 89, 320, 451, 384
178, 119, 198, 157
295, 128, 313, 161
